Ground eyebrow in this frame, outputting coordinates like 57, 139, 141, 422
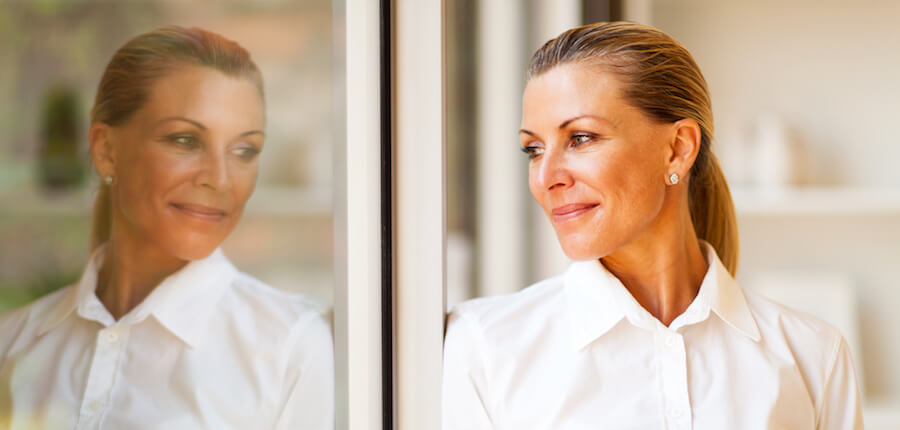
519, 114, 615, 137
155, 116, 265, 138
155, 116, 207, 130
240, 130, 266, 138
559, 114, 614, 129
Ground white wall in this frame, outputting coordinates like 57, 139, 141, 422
653, 0, 900, 187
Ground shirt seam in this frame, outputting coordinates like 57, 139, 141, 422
813, 330, 843, 427
459, 309, 497, 428
273, 310, 321, 427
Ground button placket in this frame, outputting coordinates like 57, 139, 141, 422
656, 329, 692, 430
75, 326, 130, 430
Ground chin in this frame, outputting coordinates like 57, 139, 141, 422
556, 228, 624, 262
159, 232, 226, 262
558, 237, 604, 262
560, 247, 601, 262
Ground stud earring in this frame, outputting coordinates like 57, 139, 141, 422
104, 175, 114, 186
668, 173, 679, 185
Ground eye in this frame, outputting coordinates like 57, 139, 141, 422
521, 145, 544, 160
168, 134, 198, 148
570, 133, 594, 147
233, 145, 261, 160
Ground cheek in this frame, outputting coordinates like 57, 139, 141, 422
603, 150, 668, 231
229, 161, 259, 209
115, 148, 185, 220
528, 164, 544, 205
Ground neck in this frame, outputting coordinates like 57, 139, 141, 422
601, 201, 708, 327
96, 223, 188, 320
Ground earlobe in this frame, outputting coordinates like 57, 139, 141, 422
667, 172, 680, 185
89, 122, 115, 177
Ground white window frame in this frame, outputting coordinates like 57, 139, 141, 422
334, 0, 386, 429
335, 1, 584, 428
391, 0, 447, 428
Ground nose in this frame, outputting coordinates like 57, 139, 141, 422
196, 149, 231, 191
534, 148, 573, 192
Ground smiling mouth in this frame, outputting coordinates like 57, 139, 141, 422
551, 203, 599, 223
171, 203, 227, 222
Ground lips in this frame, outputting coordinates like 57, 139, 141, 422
171, 202, 227, 222
551, 203, 599, 223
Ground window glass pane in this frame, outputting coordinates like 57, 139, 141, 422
0, 1, 338, 427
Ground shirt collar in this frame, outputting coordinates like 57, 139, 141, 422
37, 244, 237, 347
688, 242, 761, 342
37, 244, 107, 336
132, 248, 236, 347
564, 241, 760, 351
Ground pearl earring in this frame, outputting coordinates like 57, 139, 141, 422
668, 173, 679, 185
104, 175, 114, 186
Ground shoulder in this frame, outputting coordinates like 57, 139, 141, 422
224, 272, 332, 344
225, 272, 332, 351
743, 288, 846, 373
744, 288, 844, 346
447, 275, 566, 342
0, 286, 74, 358
203, 271, 333, 377
741, 288, 861, 416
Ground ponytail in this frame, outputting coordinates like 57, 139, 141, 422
689, 153, 738, 275
90, 183, 111, 252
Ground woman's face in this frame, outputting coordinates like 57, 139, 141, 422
95, 65, 265, 261
521, 63, 675, 261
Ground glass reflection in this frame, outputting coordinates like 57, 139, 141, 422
0, 3, 336, 429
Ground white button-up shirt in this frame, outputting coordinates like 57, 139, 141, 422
443, 245, 863, 429
0, 246, 333, 430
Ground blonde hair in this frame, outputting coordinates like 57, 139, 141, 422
528, 21, 739, 274
89, 26, 264, 252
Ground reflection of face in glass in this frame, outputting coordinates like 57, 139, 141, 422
520, 63, 673, 261
92, 65, 265, 261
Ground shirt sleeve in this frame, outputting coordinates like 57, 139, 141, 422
443, 308, 494, 430
816, 335, 864, 430
275, 311, 335, 430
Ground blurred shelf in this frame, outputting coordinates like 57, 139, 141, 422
732, 187, 900, 216
0, 188, 94, 217
0, 186, 332, 218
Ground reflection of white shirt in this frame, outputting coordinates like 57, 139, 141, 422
443, 244, 863, 430
0, 245, 333, 430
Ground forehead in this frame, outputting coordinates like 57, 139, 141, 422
137, 65, 264, 128
522, 63, 631, 127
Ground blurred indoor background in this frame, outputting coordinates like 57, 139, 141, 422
446, 0, 900, 426
0, 0, 337, 312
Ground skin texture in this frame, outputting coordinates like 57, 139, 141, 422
521, 63, 708, 326
89, 65, 265, 319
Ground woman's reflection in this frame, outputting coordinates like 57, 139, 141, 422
0, 26, 333, 429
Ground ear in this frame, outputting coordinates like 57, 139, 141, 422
89, 122, 115, 178
666, 118, 702, 184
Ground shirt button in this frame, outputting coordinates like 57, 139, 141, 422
103, 331, 118, 343
89, 401, 104, 412
669, 407, 684, 418
665, 334, 677, 347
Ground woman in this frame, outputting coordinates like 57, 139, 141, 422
0, 27, 333, 429
443, 22, 862, 429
